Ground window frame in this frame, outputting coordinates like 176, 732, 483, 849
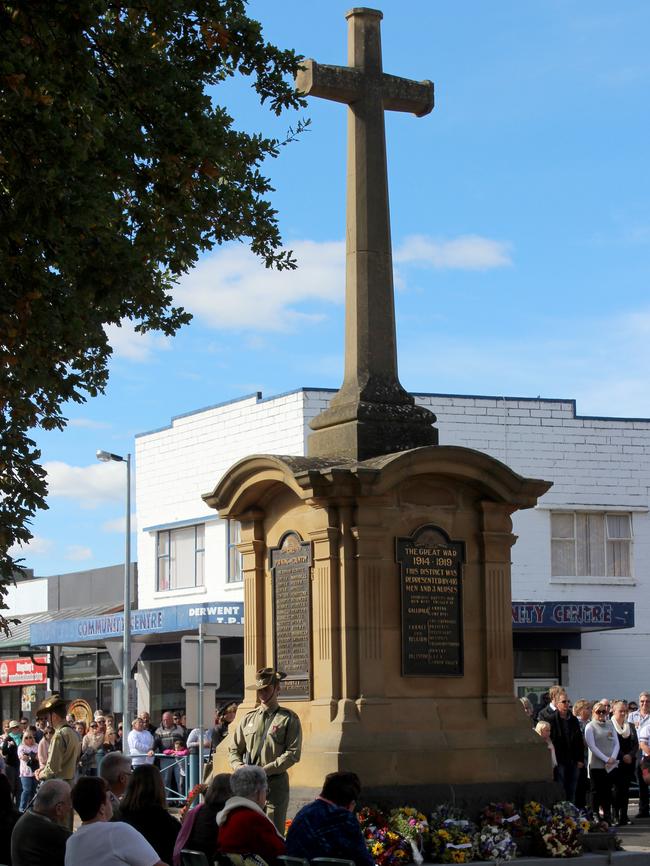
156, 522, 205, 592
226, 519, 242, 584
550, 510, 633, 583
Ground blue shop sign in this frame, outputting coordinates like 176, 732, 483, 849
30, 601, 243, 647
512, 601, 634, 631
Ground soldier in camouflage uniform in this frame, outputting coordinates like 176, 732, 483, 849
35, 694, 81, 829
229, 668, 302, 833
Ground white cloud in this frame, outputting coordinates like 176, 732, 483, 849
105, 321, 171, 361
8, 535, 54, 557
67, 418, 111, 430
174, 240, 345, 332
102, 514, 138, 534
45, 461, 126, 509
66, 545, 93, 562
395, 234, 513, 270
174, 234, 512, 335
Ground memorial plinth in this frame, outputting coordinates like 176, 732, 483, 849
204, 446, 555, 804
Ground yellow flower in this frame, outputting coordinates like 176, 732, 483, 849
371, 843, 383, 856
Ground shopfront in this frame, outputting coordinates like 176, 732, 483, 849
29, 601, 244, 718
512, 600, 635, 710
0, 656, 48, 722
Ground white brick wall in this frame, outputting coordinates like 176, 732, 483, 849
135, 391, 309, 609
136, 388, 650, 699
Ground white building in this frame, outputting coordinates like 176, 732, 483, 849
133, 387, 648, 709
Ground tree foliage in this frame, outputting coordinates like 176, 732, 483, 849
0, 0, 305, 626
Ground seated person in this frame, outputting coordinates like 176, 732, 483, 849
286, 771, 374, 866
118, 764, 180, 866
11, 779, 72, 866
173, 773, 231, 866
99, 751, 133, 818
217, 765, 285, 865
65, 776, 166, 866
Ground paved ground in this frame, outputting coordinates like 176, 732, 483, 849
613, 802, 650, 852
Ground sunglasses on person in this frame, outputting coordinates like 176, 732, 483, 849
557, 699, 569, 704
596, 708, 608, 714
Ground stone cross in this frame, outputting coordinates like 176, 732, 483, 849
297, 7, 438, 461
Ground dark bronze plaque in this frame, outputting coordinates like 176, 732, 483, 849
270, 531, 312, 700
395, 524, 464, 677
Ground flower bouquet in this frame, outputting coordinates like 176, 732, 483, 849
479, 802, 524, 838
429, 825, 477, 864
476, 825, 518, 862
430, 804, 473, 829
389, 807, 429, 866
522, 800, 551, 831
551, 801, 583, 822
180, 783, 206, 821
366, 827, 412, 865
358, 806, 411, 866
539, 814, 583, 858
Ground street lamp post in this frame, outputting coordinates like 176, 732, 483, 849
97, 449, 132, 753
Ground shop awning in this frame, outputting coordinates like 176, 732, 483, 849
512, 601, 634, 632
29, 600, 243, 648
2, 603, 123, 651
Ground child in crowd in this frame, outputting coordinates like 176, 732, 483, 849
163, 737, 189, 796
535, 720, 557, 769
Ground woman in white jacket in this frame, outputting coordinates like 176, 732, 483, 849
585, 702, 619, 824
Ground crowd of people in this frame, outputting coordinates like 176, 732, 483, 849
522, 686, 650, 826
0, 671, 364, 866
8, 676, 649, 866
1, 761, 370, 866
0, 701, 240, 807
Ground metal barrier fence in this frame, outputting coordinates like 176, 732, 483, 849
127, 752, 208, 805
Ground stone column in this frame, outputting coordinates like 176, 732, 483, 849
480, 501, 518, 720
309, 521, 341, 721
239, 511, 266, 691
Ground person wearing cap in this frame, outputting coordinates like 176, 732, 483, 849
34, 694, 81, 828
228, 667, 302, 833
2, 719, 22, 804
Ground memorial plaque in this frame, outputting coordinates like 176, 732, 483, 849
395, 524, 465, 676
270, 531, 312, 700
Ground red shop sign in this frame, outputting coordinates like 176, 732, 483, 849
0, 656, 48, 687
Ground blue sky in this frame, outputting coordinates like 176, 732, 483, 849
12, 0, 650, 578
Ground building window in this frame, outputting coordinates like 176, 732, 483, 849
551, 512, 632, 578
227, 520, 242, 583
157, 524, 205, 591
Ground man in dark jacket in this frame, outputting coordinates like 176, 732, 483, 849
11, 779, 72, 866
287, 771, 374, 866
548, 690, 584, 803
154, 710, 186, 796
